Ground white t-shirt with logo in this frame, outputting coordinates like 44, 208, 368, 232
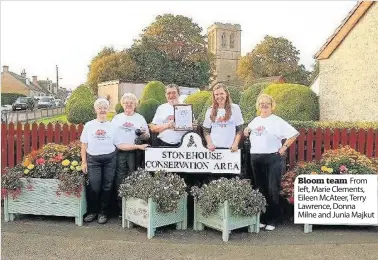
111, 112, 150, 145
80, 120, 116, 156
203, 104, 244, 148
247, 114, 299, 154
152, 103, 187, 144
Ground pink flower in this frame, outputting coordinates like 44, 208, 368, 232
288, 196, 294, 204
339, 165, 347, 172
36, 158, 46, 165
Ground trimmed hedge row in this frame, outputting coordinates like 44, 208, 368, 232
1, 93, 27, 105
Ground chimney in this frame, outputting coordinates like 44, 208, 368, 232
3, 65, 9, 72
32, 76, 38, 85
21, 69, 26, 78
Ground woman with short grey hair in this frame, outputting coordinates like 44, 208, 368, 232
111, 93, 149, 216
80, 98, 117, 224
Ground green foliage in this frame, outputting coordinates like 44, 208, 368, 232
136, 98, 161, 123
140, 81, 166, 104
309, 60, 319, 84
239, 83, 270, 123
87, 50, 137, 94
288, 121, 378, 131
198, 97, 213, 123
237, 35, 310, 85
115, 103, 124, 114
129, 14, 214, 88
65, 85, 94, 116
118, 169, 186, 213
1, 93, 27, 105
191, 177, 267, 217
67, 101, 96, 124
226, 86, 241, 104
184, 91, 211, 119
263, 83, 319, 121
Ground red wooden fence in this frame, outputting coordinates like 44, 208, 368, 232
1, 123, 378, 170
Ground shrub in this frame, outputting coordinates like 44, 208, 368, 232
240, 83, 270, 123
1, 93, 27, 105
184, 91, 211, 119
118, 169, 186, 213
140, 81, 166, 104
115, 103, 124, 114
65, 84, 94, 116
262, 84, 319, 121
191, 177, 266, 217
226, 86, 242, 104
67, 101, 96, 124
136, 98, 161, 123
198, 97, 213, 123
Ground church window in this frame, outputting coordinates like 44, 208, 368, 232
230, 33, 235, 49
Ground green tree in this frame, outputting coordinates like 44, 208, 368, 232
129, 14, 214, 89
237, 35, 310, 85
87, 50, 137, 94
66, 84, 96, 124
309, 60, 319, 84
184, 91, 211, 119
140, 81, 166, 104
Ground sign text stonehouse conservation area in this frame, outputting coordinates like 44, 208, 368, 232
144, 133, 241, 174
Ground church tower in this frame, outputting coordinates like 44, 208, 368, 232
207, 23, 241, 83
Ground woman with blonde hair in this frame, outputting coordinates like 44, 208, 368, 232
111, 93, 149, 216
202, 83, 244, 151
244, 93, 299, 231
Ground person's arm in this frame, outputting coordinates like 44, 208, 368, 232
231, 105, 244, 152
81, 143, 88, 174
278, 119, 300, 155
278, 134, 299, 155
149, 122, 173, 133
116, 143, 149, 151
202, 108, 215, 151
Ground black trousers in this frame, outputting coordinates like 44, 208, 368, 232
249, 153, 284, 225
115, 150, 136, 212
86, 151, 116, 215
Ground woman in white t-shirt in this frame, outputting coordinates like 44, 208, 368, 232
203, 83, 244, 151
244, 94, 299, 231
111, 93, 149, 215
150, 84, 189, 146
80, 98, 117, 225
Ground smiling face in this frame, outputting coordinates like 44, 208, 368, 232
122, 99, 136, 115
95, 104, 109, 119
258, 96, 273, 116
165, 87, 179, 105
213, 87, 228, 108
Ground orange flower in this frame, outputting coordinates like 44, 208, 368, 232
22, 159, 30, 167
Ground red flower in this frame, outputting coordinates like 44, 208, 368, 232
288, 196, 294, 204
36, 158, 46, 165
54, 154, 64, 162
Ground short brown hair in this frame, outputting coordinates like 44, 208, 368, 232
165, 83, 180, 95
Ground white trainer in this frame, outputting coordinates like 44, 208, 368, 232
259, 223, 267, 228
265, 225, 276, 231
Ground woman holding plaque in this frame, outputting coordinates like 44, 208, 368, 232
80, 98, 117, 224
150, 84, 190, 146
203, 83, 244, 152
244, 94, 299, 231
111, 93, 150, 215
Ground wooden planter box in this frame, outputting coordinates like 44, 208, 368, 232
193, 200, 260, 242
122, 196, 187, 239
3, 178, 87, 226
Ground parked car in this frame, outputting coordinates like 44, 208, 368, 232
37, 97, 54, 109
12, 97, 35, 111
54, 99, 63, 107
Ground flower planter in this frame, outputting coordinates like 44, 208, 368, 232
193, 200, 260, 242
122, 195, 187, 239
3, 178, 87, 226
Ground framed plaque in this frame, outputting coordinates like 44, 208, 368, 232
173, 104, 193, 131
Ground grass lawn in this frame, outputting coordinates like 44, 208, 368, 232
35, 112, 116, 125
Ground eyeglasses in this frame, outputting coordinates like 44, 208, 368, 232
259, 102, 271, 106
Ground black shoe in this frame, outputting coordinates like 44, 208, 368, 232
98, 214, 108, 224
84, 213, 97, 222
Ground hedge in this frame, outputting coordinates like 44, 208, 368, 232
67, 101, 96, 124
227, 86, 241, 104
1, 93, 27, 105
184, 91, 211, 119
140, 81, 166, 104
239, 83, 270, 123
65, 85, 94, 116
262, 84, 319, 121
136, 98, 161, 123
115, 103, 124, 114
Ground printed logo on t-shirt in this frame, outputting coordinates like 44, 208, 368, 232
122, 121, 135, 132
163, 115, 174, 123
252, 126, 267, 136
93, 129, 110, 141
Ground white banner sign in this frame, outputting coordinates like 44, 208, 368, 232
294, 175, 378, 225
145, 132, 241, 174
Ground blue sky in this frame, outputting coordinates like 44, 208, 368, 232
1, 1, 357, 89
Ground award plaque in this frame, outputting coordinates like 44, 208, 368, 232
173, 104, 193, 131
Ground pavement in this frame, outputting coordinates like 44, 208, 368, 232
1, 214, 378, 260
